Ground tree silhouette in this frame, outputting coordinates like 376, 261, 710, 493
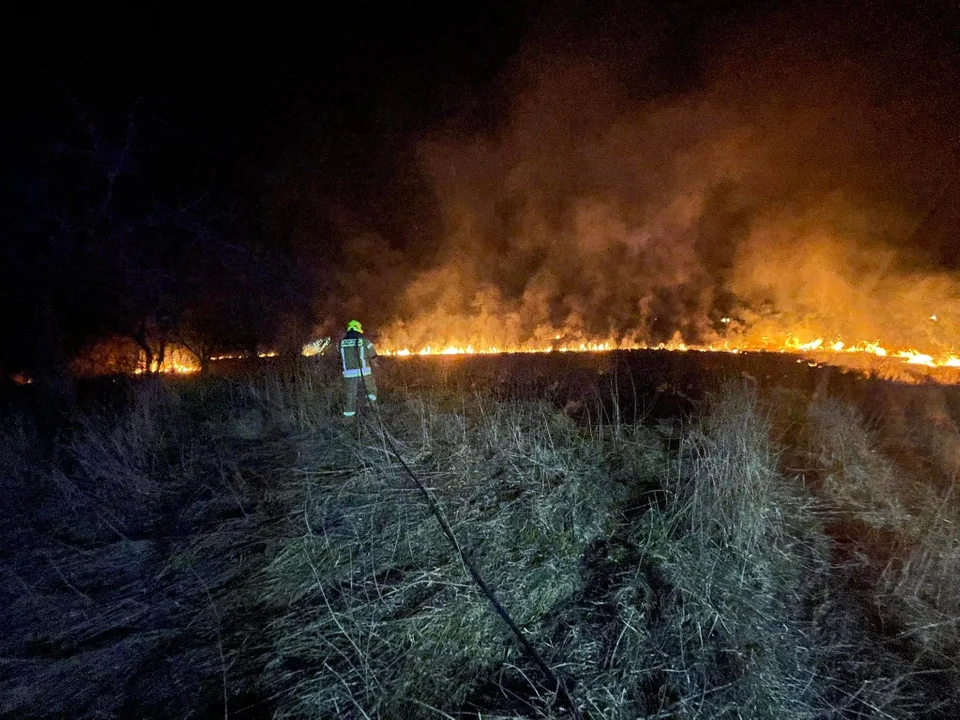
1, 101, 298, 380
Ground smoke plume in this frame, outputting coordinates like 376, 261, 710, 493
351, 2, 960, 352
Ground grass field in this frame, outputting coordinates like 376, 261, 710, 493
2, 352, 959, 718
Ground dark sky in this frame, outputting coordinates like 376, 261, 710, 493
3, 0, 960, 366
5, 4, 541, 198
3, 1, 773, 224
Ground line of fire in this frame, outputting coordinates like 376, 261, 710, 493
21, 320, 960, 386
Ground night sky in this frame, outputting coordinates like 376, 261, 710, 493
2, 1, 960, 374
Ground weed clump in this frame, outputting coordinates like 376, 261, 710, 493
807, 394, 960, 714
7, 357, 960, 718
261, 397, 639, 717
262, 381, 919, 718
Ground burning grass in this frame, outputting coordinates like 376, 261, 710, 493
377, 335, 960, 385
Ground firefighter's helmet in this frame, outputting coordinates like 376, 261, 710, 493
347, 320, 363, 333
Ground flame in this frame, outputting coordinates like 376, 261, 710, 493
207, 350, 280, 361
301, 338, 332, 357
378, 332, 960, 378
130, 346, 280, 374
134, 345, 201, 375
384, 341, 617, 356
68, 321, 960, 383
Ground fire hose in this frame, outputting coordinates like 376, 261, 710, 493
352, 344, 583, 719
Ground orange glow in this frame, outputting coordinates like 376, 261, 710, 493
69, 329, 960, 383
301, 338, 331, 357
378, 333, 960, 380
71, 341, 285, 377
386, 341, 618, 357
207, 350, 279, 361
134, 346, 201, 375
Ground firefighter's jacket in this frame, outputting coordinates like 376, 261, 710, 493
339, 330, 377, 378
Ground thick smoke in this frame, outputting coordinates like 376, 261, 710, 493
370, 3, 960, 351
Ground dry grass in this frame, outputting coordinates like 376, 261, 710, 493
260, 393, 631, 718
806, 391, 960, 714
258, 375, 947, 718
807, 399, 919, 532
0, 377, 275, 717
4, 359, 960, 718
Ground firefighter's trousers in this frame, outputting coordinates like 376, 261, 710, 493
343, 374, 378, 417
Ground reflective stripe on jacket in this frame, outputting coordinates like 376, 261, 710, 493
340, 332, 377, 378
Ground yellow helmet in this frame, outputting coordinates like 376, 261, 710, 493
347, 320, 363, 333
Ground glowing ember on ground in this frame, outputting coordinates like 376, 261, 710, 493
378, 335, 960, 376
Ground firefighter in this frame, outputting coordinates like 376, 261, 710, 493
339, 319, 378, 418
